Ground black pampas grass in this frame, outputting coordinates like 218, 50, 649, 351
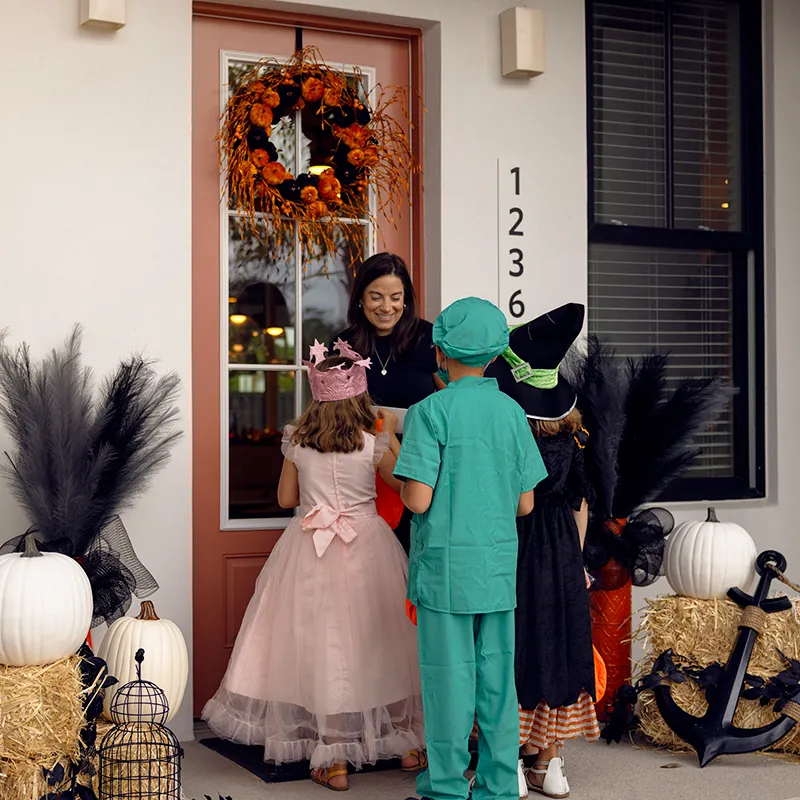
567, 336, 733, 586
567, 338, 733, 518
0, 325, 182, 559
614, 355, 733, 517
563, 335, 626, 522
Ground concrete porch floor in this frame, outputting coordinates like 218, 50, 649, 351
182, 731, 799, 800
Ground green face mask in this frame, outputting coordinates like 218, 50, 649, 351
436, 366, 450, 386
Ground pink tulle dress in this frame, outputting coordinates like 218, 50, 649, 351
202, 426, 424, 769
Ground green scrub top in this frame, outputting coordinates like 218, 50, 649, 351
394, 376, 547, 614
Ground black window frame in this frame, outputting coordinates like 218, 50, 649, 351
585, 0, 765, 502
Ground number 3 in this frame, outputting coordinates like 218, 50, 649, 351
509, 248, 524, 277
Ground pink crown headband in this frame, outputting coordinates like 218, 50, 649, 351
305, 339, 372, 402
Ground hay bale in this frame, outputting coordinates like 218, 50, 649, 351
634, 595, 800, 754
0, 655, 101, 800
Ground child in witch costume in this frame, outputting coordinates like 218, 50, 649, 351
203, 340, 424, 791
486, 304, 600, 799
395, 298, 547, 800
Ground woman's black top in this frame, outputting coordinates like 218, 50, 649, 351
334, 319, 438, 409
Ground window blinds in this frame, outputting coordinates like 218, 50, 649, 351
589, 0, 742, 478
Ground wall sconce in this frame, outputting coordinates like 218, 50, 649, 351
500, 7, 546, 79
80, 0, 126, 31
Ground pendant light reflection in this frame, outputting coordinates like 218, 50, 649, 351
266, 327, 285, 337
230, 314, 248, 325
308, 165, 332, 176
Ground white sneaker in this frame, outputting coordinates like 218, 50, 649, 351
518, 758, 529, 799
468, 764, 528, 800
528, 757, 569, 799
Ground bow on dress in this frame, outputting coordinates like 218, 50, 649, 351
302, 504, 360, 557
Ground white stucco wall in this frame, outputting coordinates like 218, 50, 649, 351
0, 0, 798, 742
0, 0, 194, 740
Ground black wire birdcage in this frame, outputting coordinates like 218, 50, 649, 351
110, 670, 170, 726
98, 648, 183, 800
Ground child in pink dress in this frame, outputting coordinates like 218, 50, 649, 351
202, 340, 424, 791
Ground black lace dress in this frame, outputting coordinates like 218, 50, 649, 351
515, 430, 596, 711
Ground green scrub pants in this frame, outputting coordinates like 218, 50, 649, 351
416, 606, 518, 800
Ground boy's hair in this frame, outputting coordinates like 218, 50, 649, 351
531, 407, 583, 438
292, 356, 376, 453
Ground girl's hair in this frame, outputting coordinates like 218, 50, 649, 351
291, 356, 376, 453
342, 252, 421, 358
531, 407, 583, 438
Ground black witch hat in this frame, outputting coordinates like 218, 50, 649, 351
486, 303, 585, 420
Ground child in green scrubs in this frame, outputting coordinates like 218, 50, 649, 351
395, 297, 547, 800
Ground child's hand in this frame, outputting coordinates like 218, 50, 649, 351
378, 408, 398, 434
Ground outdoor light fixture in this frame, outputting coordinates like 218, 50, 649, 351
80, 0, 126, 30
499, 7, 546, 78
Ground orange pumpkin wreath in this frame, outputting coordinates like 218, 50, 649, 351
219, 46, 420, 271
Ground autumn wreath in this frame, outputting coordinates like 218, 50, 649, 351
219, 47, 419, 268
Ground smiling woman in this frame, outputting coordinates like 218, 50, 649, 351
334, 253, 441, 553
334, 253, 440, 408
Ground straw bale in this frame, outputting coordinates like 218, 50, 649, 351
634, 595, 800, 755
0, 655, 102, 800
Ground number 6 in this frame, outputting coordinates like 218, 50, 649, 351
509, 290, 525, 319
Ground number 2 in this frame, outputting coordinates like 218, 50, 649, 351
509, 208, 524, 236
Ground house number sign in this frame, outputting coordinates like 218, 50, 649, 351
497, 158, 530, 324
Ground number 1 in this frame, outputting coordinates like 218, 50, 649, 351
511, 166, 520, 196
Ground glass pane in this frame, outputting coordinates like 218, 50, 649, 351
588, 244, 734, 478
301, 225, 365, 355
229, 220, 296, 365
592, 1, 666, 227
228, 369, 297, 520
672, 0, 741, 231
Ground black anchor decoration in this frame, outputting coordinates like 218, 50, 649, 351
654, 550, 800, 766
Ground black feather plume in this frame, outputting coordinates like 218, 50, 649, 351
613, 353, 734, 517
563, 335, 627, 521
0, 326, 181, 621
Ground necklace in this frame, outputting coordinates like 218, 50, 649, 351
374, 347, 393, 376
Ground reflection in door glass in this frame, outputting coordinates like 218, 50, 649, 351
229, 220, 296, 364
229, 369, 296, 520
302, 224, 365, 355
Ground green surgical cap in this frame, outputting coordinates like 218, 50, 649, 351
433, 297, 510, 367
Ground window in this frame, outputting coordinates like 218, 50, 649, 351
586, 0, 764, 500
223, 53, 374, 527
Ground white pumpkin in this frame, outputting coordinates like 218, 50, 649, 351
0, 534, 93, 666
98, 600, 188, 723
664, 507, 757, 599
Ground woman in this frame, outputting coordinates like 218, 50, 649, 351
335, 253, 443, 553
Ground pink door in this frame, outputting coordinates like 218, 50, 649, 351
192, 6, 423, 714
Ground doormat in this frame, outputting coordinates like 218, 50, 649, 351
199, 738, 479, 784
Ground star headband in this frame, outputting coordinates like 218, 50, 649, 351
304, 339, 372, 402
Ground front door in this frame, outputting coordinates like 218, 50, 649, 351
192, 6, 423, 714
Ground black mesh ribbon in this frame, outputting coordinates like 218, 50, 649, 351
0, 515, 158, 628
584, 506, 675, 588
